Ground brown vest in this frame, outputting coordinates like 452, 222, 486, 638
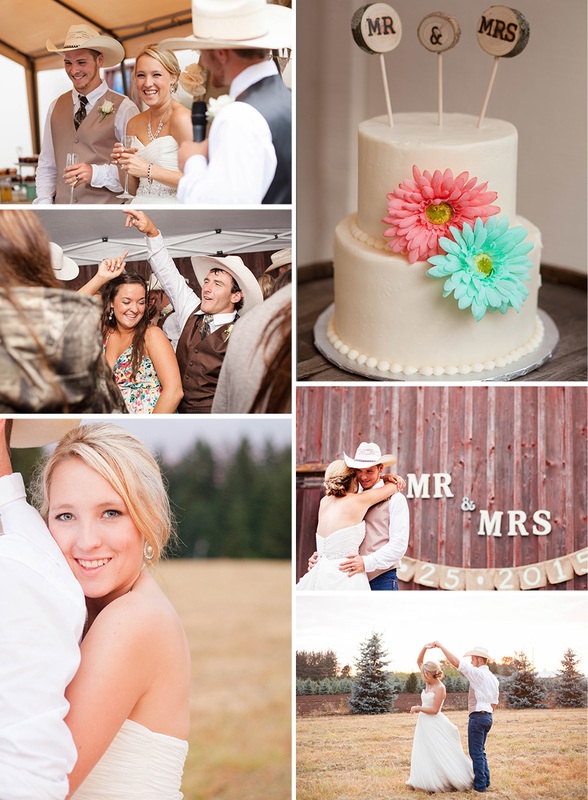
175, 314, 232, 413
359, 500, 393, 581
51, 89, 126, 204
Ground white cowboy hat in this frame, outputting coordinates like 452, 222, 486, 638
191, 254, 263, 316
159, 0, 292, 52
47, 24, 125, 68
10, 420, 81, 449
344, 442, 397, 469
265, 247, 292, 273
49, 242, 79, 281
464, 646, 492, 660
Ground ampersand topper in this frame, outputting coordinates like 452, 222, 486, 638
417, 12, 461, 54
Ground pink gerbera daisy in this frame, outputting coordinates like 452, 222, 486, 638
382, 166, 500, 264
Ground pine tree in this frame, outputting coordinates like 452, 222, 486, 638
405, 672, 419, 694
502, 651, 548, 709
555, 648, 587, 708
349, 632, 396, 714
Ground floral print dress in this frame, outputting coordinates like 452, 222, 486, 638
108, 342, 162, 414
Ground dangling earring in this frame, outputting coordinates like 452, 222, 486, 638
143, 541, 155, 563
109, 306, 115, 323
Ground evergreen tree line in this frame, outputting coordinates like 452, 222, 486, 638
163, 438, 291, 559
296, 649, 341, 680
297, 641, 587, 713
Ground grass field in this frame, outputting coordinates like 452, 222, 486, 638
152, 559, 291, 800
297, 708, 587, 800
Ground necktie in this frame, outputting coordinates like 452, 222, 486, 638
200, 314, 214, 339
74, 96, 88, 130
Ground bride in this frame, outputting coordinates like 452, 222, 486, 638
296, 460, 400, 591
406, 645, 474, 793
112, 45, 192, 203
33, 422, 191, 798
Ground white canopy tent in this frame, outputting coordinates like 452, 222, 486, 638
32, 207, 291, 265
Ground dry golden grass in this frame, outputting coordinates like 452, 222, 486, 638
153, 559, 291, 800
297, 708, 587, 800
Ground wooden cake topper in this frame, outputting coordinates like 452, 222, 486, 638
351, 4, 402, 127
476, 5, 530, 128
417, 12, 461, 126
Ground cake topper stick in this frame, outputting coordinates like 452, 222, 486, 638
351, 4, 402, 127
417, 13, 461, 127
476, 5, 530, 128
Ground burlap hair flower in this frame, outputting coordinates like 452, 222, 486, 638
179, 62, 208, 100
383, 166, 500, 263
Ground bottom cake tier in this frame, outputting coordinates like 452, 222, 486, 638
329, 214, 543, 377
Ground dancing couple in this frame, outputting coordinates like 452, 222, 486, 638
0, 419, 190, 799
406, 641, 500, 793
296, 442, 410, 591
34, 0, 292, 205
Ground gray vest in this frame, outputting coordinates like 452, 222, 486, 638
238, 74, 292, 204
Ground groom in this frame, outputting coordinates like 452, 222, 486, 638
308, 442, 409, 590
0, 419, 85, 800
428, 641, 500, 793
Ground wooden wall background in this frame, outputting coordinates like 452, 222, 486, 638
296, 386, 587, 590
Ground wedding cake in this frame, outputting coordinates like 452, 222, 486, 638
326, 111, 544, 377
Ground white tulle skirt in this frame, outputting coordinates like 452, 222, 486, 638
406, 710, 474, 792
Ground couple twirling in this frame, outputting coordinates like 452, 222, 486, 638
296, 442, 410, 591
0, 420, 190, 799
406, 642, 500, 794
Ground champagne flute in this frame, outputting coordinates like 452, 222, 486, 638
116, 136, 135, 201
66, 152, 79, 204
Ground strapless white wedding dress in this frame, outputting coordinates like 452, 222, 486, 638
71, 719, 188, 799
296, 521, 370, 591
131, 135, 179, 204
406, 690, 474, 792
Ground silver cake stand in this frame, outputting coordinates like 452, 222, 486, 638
313, 306, 559, 382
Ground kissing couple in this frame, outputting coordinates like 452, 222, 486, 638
406, 641, 500, 793
296, 442, 409, 591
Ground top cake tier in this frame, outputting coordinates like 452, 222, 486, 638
357, 112, 518, 242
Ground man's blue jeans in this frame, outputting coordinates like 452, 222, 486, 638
468, 712, 493, 792
369, 569, 398, 591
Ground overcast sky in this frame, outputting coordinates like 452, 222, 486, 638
296, 592, 588, 674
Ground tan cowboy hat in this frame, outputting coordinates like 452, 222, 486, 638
47, 24, 125, 68
49, 242, 79, 282
265, 248, 292, 273
159, 0, 292, 52
344, 442, 397, 469
464, 646, 492, 660
191, 255, 263, 316
10, 420, 81, 449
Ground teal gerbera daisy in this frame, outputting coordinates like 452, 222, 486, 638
426, 216, 534, 322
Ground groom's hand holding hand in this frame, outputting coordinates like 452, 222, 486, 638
339, 554, 365, 576
64, 161, 93, 187
383, 474, 406, 492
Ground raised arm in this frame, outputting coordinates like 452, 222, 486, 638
429, 640, 460, 669
416, 644, 428, 671
355, 480, 398, 514
77, 251, 128, 296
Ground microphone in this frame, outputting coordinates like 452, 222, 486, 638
191, 100, 207, 143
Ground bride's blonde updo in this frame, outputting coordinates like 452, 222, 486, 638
323, 460, 355, 497
422, 661, 444, 681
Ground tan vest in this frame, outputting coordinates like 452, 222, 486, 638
175, 314, 232, 413
51, 90, 125, 204
468, 686, 477, 714
359, 500, 393, 581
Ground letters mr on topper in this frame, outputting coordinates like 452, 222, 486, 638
367, 16, 396, 36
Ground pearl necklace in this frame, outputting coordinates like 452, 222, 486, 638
147, 99, 172, 142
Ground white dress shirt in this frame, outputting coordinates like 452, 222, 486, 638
34, 80, 139, 204
178, 61, 279, 205
359, 481, 410, 573
146, 233, 237, 336
0, 473, 86, 800
458, 660, 500, 713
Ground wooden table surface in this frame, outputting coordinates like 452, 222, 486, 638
297, 269, 587, 383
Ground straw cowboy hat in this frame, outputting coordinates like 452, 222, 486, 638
49, 242, 79, 282
10, 420, 81, 449
191, 255, 263, 316
159, 0, 293, 52
264, 247, 291, 273
47, 24, 125, 68
344, 442, 397, 469
464, 646, 492, 661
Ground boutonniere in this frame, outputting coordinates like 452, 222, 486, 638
97, 100, 115, 122
223, 323, 234, 343
207, 95, 234, 122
